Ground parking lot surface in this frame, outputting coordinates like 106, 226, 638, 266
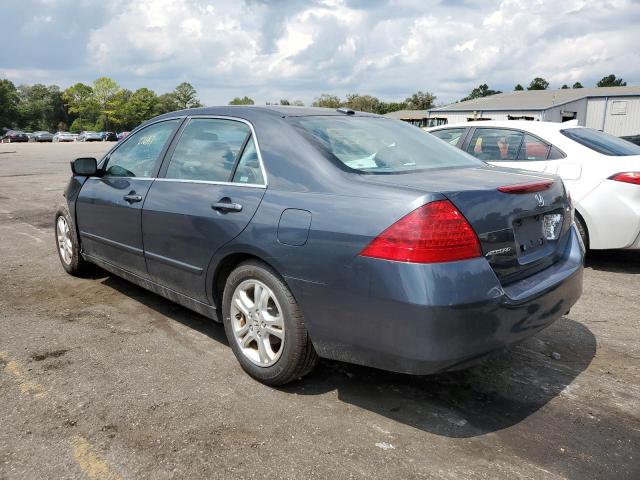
1, 143, 639, 479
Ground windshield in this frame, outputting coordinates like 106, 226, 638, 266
561, 128, 640, 156
290, 116, 482, 173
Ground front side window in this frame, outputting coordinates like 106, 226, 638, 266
165, 118, 251, 182
104, 120, 179, 177
466, 128, 524, 161
430, 128, 467, 146
561, 128, 640, 156
290, 116, 482, 173
517, 134, 551, 160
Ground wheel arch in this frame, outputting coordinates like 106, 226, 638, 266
210, 250, 290, 312
574, 207, 590, 249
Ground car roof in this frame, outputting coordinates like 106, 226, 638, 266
426, 120, 584, 135
149, 105, 381, 124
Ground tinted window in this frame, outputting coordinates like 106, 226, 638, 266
466, 128, 524, 161
104, 120, 179, 177
517, 134, 550, 160
561, 128, 640, 156
291, 117, 481, 173
165, 119, 251, 182
232, 137, 264, 184
430, 128, 466, 146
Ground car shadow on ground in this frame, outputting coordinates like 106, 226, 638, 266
97, 271, 596, 439
100, 274, 229, 346
284, 316, 596, 438
586, 249, 640, 274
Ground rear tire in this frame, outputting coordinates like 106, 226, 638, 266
55, 204, 91, 276
575, 214, 589, 250
222, 260, 318, 386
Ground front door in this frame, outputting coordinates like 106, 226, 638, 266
76, 119, 181, 277
142, 117, 267, 302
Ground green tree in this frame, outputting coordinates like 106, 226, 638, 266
404, 91, 436, 110
174, 82, 202, 109
279, 99, 290, 105
561, 84, 570, 89
527, 77, 549, 90
596, 74, 626, 87
344, 94, 382, 113
63, 83, 98, 131
229, 96, 255, 105
378, 101, 408, 114
92, 77, 121, 130
125, 88, 158, 127
0, 79, 20, 129
514, 84, 524, 91
461, 84, 501, 102
572, 82, 584, 89
155, 93, 180, 116
312, 93, 341, 108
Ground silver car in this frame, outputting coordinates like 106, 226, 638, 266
32, 131, 54, 142
53, 132, 75, 142
77, 131, 102, 142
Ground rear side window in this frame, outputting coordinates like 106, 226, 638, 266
466, 128, 524, 161
517, 134, 551, 160
561, 128, 640, 156
290, 116, 481, 173
165, 118, 251, 182
104, 120, 179, 177
232, 137, 264, 184
430, 128, 467, 146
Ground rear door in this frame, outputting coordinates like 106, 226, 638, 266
465, 127, 550, 173
142, 117, 267, 302
75, 119, 181, 277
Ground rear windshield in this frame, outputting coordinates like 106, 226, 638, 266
560, 128, 640, 156
290, 116, 482, 173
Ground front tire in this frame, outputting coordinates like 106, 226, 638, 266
55, 204, 90, 276
222, 260, 318, 386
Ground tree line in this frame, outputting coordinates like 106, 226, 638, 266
0, 77, 202, 133
462, 74, 627, 101
0, 73, 629, 132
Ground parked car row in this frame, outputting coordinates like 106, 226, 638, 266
1, 130, 128, 143
425, 120, 640, 251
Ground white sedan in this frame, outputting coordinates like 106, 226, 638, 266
425, 120, 640, 250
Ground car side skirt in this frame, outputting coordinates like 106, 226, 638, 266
82, 253, 221, 322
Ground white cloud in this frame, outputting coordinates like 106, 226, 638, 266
1, 0, 639, 105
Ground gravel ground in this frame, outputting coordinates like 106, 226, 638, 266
1, 143, 639, 480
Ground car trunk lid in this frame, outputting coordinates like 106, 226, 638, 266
361, 166, 572, 284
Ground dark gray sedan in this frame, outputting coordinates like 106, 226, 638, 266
32, 131, 54, 142
55, 106, 584, 385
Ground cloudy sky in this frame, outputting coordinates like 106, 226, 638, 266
2, 0, 639, 106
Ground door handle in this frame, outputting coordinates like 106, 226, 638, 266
212, 201, 243, 213
123, 193, 143, 203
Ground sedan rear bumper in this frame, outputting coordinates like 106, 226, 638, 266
291, 225, 584, 375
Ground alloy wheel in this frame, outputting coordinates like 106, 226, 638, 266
56, 216, 73, 265
230, 279, 285, 367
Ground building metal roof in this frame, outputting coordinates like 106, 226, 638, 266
383, 109, 431, 120
429, 86, 640, 112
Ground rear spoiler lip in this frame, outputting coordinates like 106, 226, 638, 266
497, 179, 554, 194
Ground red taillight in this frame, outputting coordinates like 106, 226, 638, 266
497, 179, 553, 193
609, 172, 640, 185
360, 200, 481, 263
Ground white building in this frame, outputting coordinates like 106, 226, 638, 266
385, 86, 640, 137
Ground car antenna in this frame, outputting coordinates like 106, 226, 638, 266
336, 108, 355, 115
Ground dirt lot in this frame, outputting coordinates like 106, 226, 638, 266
0, 143, 639, 479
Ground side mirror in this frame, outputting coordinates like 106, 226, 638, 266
71, 157, 98, 176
